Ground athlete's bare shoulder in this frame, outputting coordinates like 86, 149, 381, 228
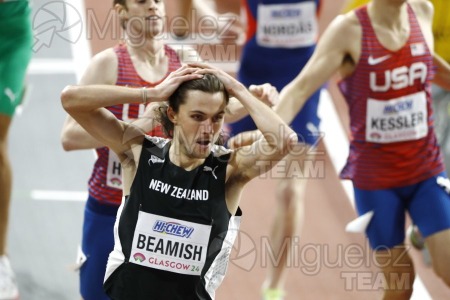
326, 11, 361, 43
90, 48, 118, 74
342, 9, 362, 31
408, 0, 434, 51
321, 11, 362, 63
409, 0, 434, 20
79, 48, 118, 85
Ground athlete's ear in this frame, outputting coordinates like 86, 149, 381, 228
115, 4, 127, 19
167, 106, 178, 124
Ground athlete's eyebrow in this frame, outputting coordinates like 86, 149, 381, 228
189, 110, 206, 115
189, 109, 226, 115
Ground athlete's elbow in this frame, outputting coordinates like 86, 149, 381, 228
272, 126, 297, 155
60, 85, 80, 113
60, 132, 75, 151
61, 140, 75, 152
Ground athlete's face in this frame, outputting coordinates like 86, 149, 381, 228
170, 90, 227, 159
118, 0, 166, 37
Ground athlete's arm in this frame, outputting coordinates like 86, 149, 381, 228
192, 63, 295, 173
177, 46, 250, 123
60, 49, 118, 151
411, 1, 450, 90
273, 13, 360, 125
177, 44, 279, 123
61, 66, 203, 160
187, 63, 295, 213
433, 53, 450, 91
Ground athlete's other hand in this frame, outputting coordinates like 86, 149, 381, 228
249, 83, 279, 107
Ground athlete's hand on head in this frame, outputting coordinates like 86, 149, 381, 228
188, 62, 245, 97
155, 65, 203, 100
249, 83, 279, 107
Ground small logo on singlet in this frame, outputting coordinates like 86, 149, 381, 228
148, 155, 165, 165
133, 253, 146, 262
203, 166, 218, 180
411, 43, 425, 56
153, 220, 194, 238
368, 54, 392, 65
4, 88, 16, 103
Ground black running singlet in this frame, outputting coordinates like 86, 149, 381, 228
104, 136, 242, 300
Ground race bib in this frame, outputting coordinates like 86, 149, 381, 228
106, 102, 145, 189
130, 212, 212, 276
366, 91, 428, 143
106, 149, 123, 189
256, 2, 317, 48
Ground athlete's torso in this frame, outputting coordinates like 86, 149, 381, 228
339, 4, 444, 189
104, 136, 241, 299
239, 0, 320, 89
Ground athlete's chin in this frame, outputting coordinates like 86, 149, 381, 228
144, 25, 164, 36
190, 145, 212, 158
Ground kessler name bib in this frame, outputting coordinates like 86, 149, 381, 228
366, 91, 428, 143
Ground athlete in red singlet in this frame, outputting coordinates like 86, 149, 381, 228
339, 4, 443, 189
87, 43, 181, 206
271, 0, 450, 298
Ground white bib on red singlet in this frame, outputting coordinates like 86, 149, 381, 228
106, 150, 123, 189
365, 91, 428, 143
106, 103, 146, 189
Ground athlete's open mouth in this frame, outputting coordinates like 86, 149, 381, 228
196, 140, 211, 146
145, 15, 160, 20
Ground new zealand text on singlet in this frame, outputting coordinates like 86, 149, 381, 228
149, 179, 209, 201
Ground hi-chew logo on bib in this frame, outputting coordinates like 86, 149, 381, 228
130, 212, 212, 275
366, 91, 428, 143
153, 220, 195, 238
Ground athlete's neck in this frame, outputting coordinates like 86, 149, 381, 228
169, 145, 205, 171
126, 37, 165, 66
369, 0, 408, 30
